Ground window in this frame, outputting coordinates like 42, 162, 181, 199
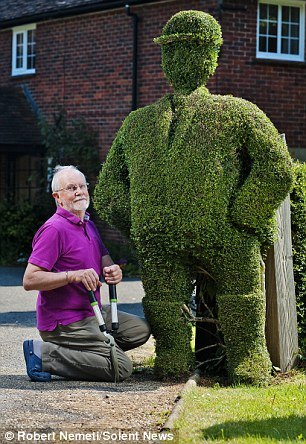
257, 1, 305, 61
0, 153, 44, 203
12, 24, 36, 76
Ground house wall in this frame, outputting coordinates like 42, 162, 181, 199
0, 0, 304, 162
0, 0, 217, 161
217, 0, 306, 160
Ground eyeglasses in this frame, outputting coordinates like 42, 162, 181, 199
55, 183, 89, 193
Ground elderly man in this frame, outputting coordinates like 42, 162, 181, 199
23, 165, 150, 382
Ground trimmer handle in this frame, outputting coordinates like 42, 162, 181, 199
109, 284, 119, 332
88, 290, 106, 332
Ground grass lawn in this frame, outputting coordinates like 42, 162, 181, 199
173, 371, 306, 443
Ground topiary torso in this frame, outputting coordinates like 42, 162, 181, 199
115, 87, 290, 258
94, 10, 293, 384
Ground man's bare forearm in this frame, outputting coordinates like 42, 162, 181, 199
23, 263, 101, 291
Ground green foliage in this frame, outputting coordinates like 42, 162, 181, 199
291, 162, 306, 354
40, 107, 100, 179
100, 236, 140, 277
93, 130, 131, 238
0, 108, 100, 266
217, 293, 272, 385
142, 299, 194, 378
0, 198, 53, 265
155, 10, 223, 94
94, 11, 293, 384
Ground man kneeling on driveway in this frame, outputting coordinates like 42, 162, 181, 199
23, 165, 150, 382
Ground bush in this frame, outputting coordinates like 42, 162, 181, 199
40, 107, 100, 181
0, 198, 53, 265
291, 161, 306, 354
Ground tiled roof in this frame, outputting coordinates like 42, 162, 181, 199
0, 0, 104, 22
0, 0, 161, 28
0, 86, 42, 147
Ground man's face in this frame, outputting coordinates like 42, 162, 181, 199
52, 170, 89, 217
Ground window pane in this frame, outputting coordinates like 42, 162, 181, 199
282, 6, 289, 22
259, 36, 267, 51
291, 24, 299, 38
27, 55, 35, 70
259, 37, 267, 52
290, 39, 299, 54
16, 33, 23, 45
26, 29, 36, 70
27, 43, 34, 56
16, 33, 23, 68
281, 38, 289, 53
291, 7, 300, 23
260, 20, 268, 34
259, 3, 268, 20
269, 5, 278, 22
16, 57, 23, 68
28, 29, 36, 44
282, 23, 289, 37
269, 22, 277, 36
268, 36, 277, 52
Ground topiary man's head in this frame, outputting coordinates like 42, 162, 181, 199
154, 10, 223, 94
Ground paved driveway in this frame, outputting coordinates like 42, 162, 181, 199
0, 269, 183, 443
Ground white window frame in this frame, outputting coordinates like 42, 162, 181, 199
12, 24, 36, 76
257, 0, 305, 62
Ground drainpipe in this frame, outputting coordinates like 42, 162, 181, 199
125, 4, 139, 111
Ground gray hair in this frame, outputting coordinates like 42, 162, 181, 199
51, 165, 86, 192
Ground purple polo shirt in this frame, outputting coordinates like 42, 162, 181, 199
28, 207, 109, 331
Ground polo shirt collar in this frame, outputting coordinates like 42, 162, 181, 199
56, 206, 90, 225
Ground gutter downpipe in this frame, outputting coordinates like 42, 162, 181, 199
125, 4, 139, 111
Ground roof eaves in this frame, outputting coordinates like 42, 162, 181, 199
0, 0, 162, 29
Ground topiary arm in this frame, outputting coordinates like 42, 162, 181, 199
93, 125, 131, 238
231, 101, 293, 240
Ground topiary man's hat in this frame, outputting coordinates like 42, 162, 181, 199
154, 10, 223, 48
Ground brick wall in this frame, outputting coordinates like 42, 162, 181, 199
0, 0, 225, 162
1, 0, 304, 160
217, 0, 306, 158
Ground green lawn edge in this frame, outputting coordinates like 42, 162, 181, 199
172, 371, 306, 443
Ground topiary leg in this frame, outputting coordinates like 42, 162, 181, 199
208, 231, 272, 385
141, 259, 194, 378
217, 292, 272, 385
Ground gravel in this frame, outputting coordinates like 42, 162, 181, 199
0, 278, 184, 443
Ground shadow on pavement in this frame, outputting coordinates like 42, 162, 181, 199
117, 303, 144, 317
0, 373, 161, 392
0, 311, 36, 327
0, 304, 144, 328
0, 267, 25, 286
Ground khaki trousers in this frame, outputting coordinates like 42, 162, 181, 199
40, 307, 151, 382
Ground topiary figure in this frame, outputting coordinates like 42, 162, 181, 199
94, 10, 293, 384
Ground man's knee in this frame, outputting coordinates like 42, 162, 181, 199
138, 318, 151, 345
118, 354, 133, 381
116, 311, 151, 350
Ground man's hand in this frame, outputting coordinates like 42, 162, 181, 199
23, 263, 101, 292
103, 264, 122, 285
69, 268, 102, 291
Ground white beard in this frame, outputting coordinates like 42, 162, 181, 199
62, 196, 90, 214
